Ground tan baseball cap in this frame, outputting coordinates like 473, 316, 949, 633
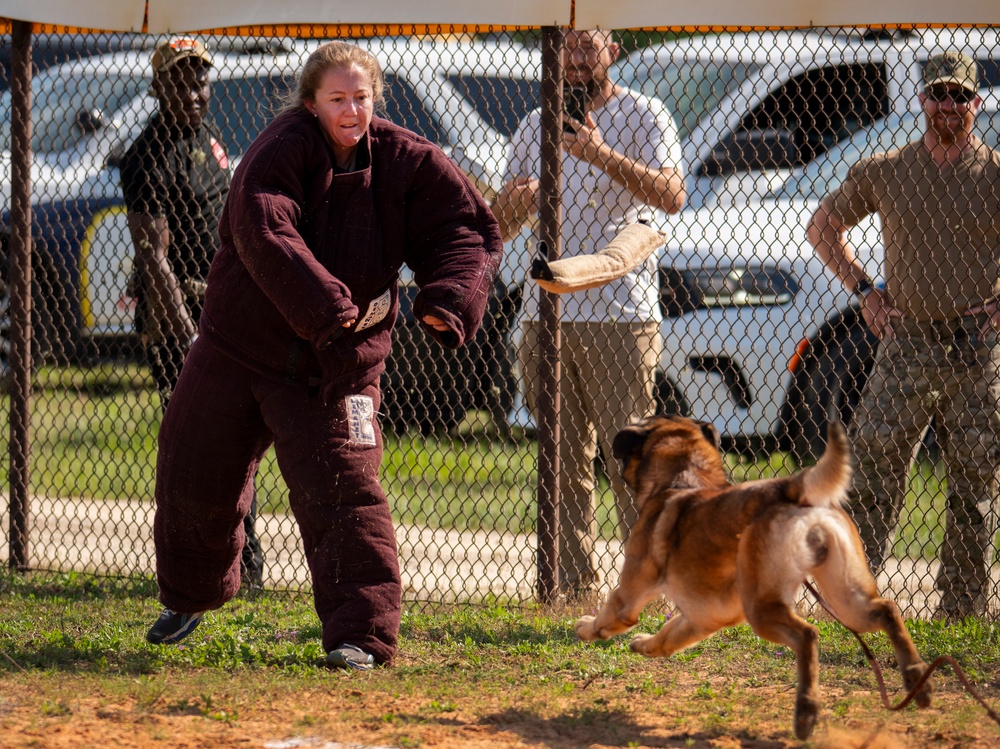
923, 51, 979, 93
151, 37, 213, 74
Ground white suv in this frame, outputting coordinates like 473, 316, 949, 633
609, 28, 1000, 457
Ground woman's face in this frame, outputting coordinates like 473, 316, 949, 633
305, 63, 375, 154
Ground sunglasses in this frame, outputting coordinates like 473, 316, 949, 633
924, 86, 977, 104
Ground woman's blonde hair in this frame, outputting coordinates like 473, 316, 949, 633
282, 41, 385, 114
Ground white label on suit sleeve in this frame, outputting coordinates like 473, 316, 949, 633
354, 288, 392, 332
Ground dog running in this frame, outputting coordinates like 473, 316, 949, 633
575, 414, 933, 740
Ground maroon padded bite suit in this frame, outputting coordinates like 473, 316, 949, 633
152, 110, 502, 664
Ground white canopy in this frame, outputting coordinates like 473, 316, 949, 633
574, 0, 1000, 29
3, 0, 1000, 33
1, 0, 145, 32
151, 0, 569, 33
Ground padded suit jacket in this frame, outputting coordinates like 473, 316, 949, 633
200, 109, 502, 393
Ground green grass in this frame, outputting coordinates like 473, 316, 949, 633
1, 568, 997, 681
0, 363, 953, 551
0, 570, 998, 748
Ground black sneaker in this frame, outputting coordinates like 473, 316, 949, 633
145, 608, 205, 644
325, 643, 375, 671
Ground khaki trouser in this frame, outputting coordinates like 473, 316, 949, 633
849, 314, 1000, 616
518, 320, 662, 591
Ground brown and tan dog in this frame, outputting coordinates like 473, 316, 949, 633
575, 415, 933, 740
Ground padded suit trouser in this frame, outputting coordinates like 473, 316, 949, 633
153, 339, 401, 664
147, 337, 265, 586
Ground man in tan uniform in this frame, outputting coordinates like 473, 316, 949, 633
807, 52, 1000, 619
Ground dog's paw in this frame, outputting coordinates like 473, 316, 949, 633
628, 632, 655, 655
575, 615, 598, 641
793, 695, 819, 741
903, 662, 933, 708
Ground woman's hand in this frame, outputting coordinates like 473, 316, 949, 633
421, 314, 450, 332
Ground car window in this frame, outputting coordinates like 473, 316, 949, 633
980, 60, 1000, 87
0, 33, 143, 92
614, 58, 759, 140
0, 71, 145, 154
773, 108, 1000, 200
382, 73, 445, 144
447, 75, 540, 138
211, 74, 294, 157
699, 62, 889, 177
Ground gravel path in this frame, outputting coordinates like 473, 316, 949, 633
2, 494, 990, 617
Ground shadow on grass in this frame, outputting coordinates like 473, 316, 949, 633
0, 637, 165, 676
0, 570, 158, 601
481, 707, 789, 748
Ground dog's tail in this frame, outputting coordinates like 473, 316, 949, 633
789, 422, 852, 508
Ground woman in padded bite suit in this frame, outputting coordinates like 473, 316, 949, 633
144, 41, 502, 669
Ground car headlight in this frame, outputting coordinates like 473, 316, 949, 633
659, 264, 799, 317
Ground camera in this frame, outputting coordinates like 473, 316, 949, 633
563, 84, 588, 133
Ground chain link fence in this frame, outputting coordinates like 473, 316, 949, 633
2, 26, 1000, 619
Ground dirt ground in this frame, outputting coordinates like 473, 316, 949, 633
2, 665, 998, 749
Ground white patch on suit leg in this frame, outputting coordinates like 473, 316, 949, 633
345, 395, 376, 446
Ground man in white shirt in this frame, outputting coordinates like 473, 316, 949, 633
492, 29, 686, 595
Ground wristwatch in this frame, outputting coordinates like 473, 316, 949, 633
853, 278, 874, 300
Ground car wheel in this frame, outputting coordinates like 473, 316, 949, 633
382, 321, 470, 437
654, 370, 689, 417
786, 314, 878, 465
470, 283, 522, 438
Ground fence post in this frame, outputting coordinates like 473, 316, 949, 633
535, 26, 563, 603
8, 19, 33, 572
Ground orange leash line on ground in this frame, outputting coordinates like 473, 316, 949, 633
803, 580, 1000, 727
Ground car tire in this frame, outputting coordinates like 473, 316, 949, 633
382, 280, 520, 438
0, 232, 85, 376
654, 370, 689, 417
785, 313, 878, 465
382, 332, 470, 437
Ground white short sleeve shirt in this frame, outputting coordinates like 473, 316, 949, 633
505, 87, 684, 323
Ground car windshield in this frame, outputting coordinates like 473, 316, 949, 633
211, 74, 294, 158
614, 57, 758, 140
0, 69, 145, 154
383, 73, 446, 145
773, 108, 1000, 201
448, 75, 541, 138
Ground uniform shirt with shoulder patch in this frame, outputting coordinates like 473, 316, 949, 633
120, 113, 231, 285
827, 138, 1000, 321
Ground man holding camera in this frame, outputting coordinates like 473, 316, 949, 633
492, 29, 686, 596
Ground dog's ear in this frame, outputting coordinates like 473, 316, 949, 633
696, 420, 722, 451
612, 421, 650, 464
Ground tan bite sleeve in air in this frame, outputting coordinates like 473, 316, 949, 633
529, 223, 667, 294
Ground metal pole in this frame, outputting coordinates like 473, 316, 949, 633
535, 26, 563, 603
8, 20, 33, 572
